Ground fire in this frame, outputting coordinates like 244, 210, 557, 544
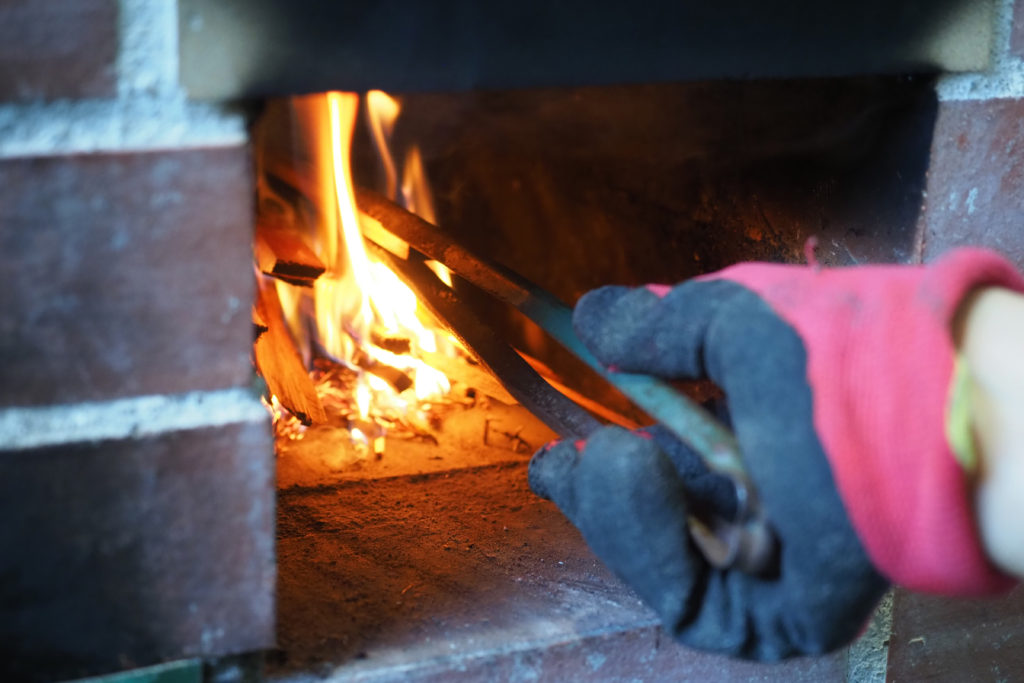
366, 90, 401, 200
366, 90, 453, 287
402, 146, 454, 287
262, 91, 458, 454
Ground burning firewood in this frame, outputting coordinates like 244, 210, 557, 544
256, 92, 571, 457
255, 211, 326, 287
254, 275, 327, 425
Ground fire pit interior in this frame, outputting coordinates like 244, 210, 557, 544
253, 78, 933, 680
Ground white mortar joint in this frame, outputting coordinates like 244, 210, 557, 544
0, 98, 247, 158
938, 0, 1024, 101
118, 0, 181, 97
0, 388, 269, 451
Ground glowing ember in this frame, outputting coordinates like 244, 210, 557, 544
260, 91, 461, 456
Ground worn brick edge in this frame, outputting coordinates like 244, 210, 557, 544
846, 591, 894, 683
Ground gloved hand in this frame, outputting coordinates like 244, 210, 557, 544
529, 248, 1022, 660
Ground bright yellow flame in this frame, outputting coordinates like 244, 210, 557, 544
328, 93, 374, 293
268, 91, 457, 441
425, 260, 454, 287
314, 92, 379, 360
355, 379, 371, 419
367, 261, 436, 349
318, 91, 452, 407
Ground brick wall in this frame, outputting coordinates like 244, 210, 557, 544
887, 0, 1024, 680
0, 0, 1020, 681
0, 2, 274, 681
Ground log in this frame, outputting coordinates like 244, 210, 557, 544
254, 213, 326, 287
254, 276, 327, 425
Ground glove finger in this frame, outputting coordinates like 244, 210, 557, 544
540, 427, 705, 620
573, 279, 742, 380
528, 438, 584, 509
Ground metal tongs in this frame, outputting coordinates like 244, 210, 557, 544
355, 189, 777, 575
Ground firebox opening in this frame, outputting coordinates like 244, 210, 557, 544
253, 77, 935, 678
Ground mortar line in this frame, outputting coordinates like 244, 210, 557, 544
0, 98, 248, 158
117, 0, 181, 98
0, 388, 268, 451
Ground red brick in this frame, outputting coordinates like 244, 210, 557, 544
0, 419, 274, 682
0, 147, 255, 406
919, 98, 1024, 266
0, 0, 117, 101
886, 587, 1024, 682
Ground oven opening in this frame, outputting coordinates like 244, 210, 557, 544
251, 79, 933, 678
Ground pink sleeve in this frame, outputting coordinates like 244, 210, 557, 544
712, 249, 1023, 595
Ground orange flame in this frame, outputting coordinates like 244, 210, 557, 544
366, 90, 402, 200
402, 146, 454, 287
365, 90, 452, 288
297, 92, 451, 433
261, 90, 460, 453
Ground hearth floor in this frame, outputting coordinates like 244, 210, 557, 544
268, 417, 849, 682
